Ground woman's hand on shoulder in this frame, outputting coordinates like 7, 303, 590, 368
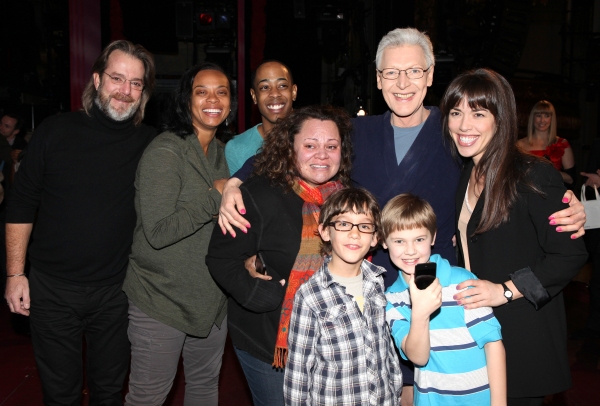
454, 279, 506, 309
217, 178, 251, 237
549, 190, 586, 239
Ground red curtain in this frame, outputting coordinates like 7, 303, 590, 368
69, 0, 101, 112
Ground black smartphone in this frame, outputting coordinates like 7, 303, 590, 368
255, 252, 267, 275
415, 263, 436, 290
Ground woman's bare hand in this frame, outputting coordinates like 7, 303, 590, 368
217, 178, 251, 237
549, 190, 586, 239
244, 255, 272, 281
454, 279, 506, 309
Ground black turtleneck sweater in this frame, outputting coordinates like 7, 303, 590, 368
6, 106, 156, 286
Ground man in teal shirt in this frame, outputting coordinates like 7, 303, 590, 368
225, 60, 297, 175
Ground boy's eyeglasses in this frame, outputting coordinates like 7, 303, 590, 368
328, 221, 377, 234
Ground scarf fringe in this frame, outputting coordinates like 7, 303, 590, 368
273, 346, 288, 369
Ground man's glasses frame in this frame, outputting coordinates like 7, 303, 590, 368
103, 72, 145, 91
377, 66, 431, 80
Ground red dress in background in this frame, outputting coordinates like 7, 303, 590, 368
528, 137, 570, 171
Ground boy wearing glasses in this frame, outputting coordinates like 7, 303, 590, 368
284, 188, 403, 406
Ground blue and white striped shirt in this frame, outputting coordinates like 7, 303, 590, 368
386, 254, 502, 406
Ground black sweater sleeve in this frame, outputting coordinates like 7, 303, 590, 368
207, 180, 302, 313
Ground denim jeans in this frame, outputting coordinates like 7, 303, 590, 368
234, 347, 284, 406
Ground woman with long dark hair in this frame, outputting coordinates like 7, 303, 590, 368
442, 68, 588, 406
123, 62, 235, 405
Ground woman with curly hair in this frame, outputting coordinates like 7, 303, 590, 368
207, 105, 353, 405
123, 62, 235, 405
517, 100, 576, 188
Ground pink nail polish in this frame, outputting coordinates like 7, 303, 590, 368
549, 220, 556, 225
556, 227, 562, 232
222, 229, 226, 235
242, 229, 248, 234
548, 215, 555, 220
571, 234, 577, 240
562, 198, 569, 203
246, 224, 251, 228
240, 209, 246, 214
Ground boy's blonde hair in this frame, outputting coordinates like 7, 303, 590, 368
318, 188, 381, 256
380, 194, 437, 240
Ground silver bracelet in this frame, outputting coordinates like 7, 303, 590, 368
6, 273, 26, 278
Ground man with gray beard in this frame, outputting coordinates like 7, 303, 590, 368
4, 40, 156, 406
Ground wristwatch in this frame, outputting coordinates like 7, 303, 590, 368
501, 283, 513, 303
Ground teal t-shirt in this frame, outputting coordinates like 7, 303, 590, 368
225, 124, 264, 175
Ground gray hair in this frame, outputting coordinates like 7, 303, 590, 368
375, 28, 435, 69
81, 40, 155, 126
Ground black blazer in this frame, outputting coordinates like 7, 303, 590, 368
455, 158, 587, 397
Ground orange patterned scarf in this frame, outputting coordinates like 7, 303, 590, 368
273, 178, 344, 368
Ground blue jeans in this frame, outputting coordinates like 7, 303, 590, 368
234, 347, 284, 406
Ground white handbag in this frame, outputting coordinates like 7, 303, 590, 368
581, 185, 600, 230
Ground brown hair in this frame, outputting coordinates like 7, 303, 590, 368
252, 105, 353, 191
318, 188, 381, 256
440, 68, 542, 234
81, 40, 155, 126
380, 194, 437, 241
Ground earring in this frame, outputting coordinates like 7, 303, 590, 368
225, 117, 229, 126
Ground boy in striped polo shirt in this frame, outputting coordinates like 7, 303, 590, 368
383, 194, 506, 405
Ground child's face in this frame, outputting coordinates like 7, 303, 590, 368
318, 210, 378, 267
383, 227, 436, 281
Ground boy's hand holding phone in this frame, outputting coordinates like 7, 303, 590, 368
408, 274, 442, 321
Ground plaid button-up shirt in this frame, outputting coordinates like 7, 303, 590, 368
284, 258, 403, 405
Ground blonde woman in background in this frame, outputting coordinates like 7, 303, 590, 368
517, 100, 576, 188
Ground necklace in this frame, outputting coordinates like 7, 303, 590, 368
464, 180, 474, 214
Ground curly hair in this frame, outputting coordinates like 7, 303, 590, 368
252, 105, 353, 191
161, 62, 237, 140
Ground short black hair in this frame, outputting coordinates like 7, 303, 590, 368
251, 60, 294, 89
2, 110, 23, 132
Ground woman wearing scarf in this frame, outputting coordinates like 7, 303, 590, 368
207, 105, 353, 405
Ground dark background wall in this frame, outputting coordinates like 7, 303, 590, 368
1, 0, 599, 158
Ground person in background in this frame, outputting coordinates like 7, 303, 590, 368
284, 188, 403, 405
445, 69, 588, 406
225, 60, 297, 175
123, 62, 233, 405
517, 100, 576, 189
4, 40, 156, 405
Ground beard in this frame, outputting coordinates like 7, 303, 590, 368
94, 85, 141, 122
